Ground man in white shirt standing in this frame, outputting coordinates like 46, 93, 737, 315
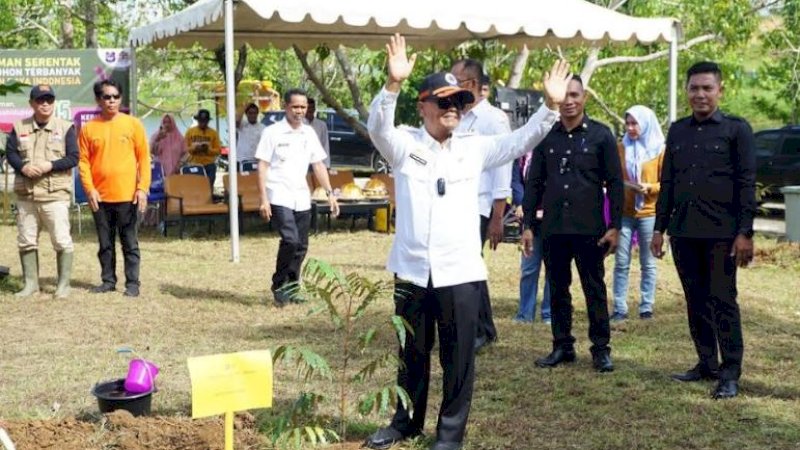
305, 98, 331, 169
255, 89, 340, 306
451, 58, 512, 351
363, 34, 569, 450
236, 102, 266, 166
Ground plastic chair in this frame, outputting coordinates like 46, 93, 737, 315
145, 161, 166, 227
180, 165, 207, 177
148, 161, 166, 202
71, 168, 89, 234
238, 159, 259, 174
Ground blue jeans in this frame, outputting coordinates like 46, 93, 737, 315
613, 216, 657, 315
515, 233, 551, 322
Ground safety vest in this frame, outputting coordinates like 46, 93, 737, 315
13, 116, 73, 202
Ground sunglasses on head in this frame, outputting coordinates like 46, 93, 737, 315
101, 94, 121, 101
35, 96, 55, 105
425, 96, 465, 111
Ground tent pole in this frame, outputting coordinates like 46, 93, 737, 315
668, 23, 679, 124
130, 47, 137, 116
225, 0, 241, 262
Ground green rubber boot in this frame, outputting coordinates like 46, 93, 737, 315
54, 251, 73, 299
15, 251, 40, 297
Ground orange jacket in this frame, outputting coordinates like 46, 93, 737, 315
617, 143, 664, 218
79, 113, 151, 203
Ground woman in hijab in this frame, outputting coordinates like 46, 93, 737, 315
150, 114, 185, 175
611, 105, 665, 323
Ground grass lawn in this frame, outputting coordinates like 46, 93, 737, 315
0, 219, 799, 449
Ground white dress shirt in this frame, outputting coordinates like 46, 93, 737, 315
306, 117, 331, 168
237, 118, 266, 162
254, 118, 326, 211
368, 89, 558, 288
456, 99, 513, 218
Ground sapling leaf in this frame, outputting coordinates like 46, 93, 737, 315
396, 385, 412, 413
305, 426, 317, 444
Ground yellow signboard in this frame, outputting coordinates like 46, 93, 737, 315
187, 350, 273, 419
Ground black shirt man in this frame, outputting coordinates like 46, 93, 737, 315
523, 75, 623, 373
651, 61, 756, 399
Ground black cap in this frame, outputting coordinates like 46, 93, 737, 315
244, 103, 259, 113
417, 72, 474, 105
30, 84, 56, 100
194, 109, 211, 121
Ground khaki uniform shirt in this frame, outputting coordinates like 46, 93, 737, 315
11, 117, 76, 202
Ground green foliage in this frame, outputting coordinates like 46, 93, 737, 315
264, 258, 411, 447
273, 345, 333, 383
0, 80, 28, 96
497, 0, 763, 130
260, 391, 340, 450
754, 5, 800, 124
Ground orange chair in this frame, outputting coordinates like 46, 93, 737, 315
223, 173, 262, 232
164, 174, 229, 238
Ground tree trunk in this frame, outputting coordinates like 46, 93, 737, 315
83, 0, 98, 48
213, 44, 248, 92
334, 46, 369, 121
580, 47, 601, 86
507, 45, 529, 88
60, 0, 75, 49
293, 45, 370, 140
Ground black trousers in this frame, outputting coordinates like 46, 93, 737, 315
270, 205, 311, 291
92, 201, 140, 288
670, 237, 743, 381
543, 234, 611, 352
477, 214, 498, 342
390, 278, 480, 444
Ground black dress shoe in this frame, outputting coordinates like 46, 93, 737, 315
474, 335, 496, 352
712, 380, 739, 399
90, 283, 115, 293
123, 285, 140, 297
535, 347, 576, 368
430, 441, 462, 450
592, 350, 614, 373
364, 426, 420, 450
272, 289, 290, 307
670, 365, 719, 382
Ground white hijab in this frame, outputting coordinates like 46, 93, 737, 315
622, 105, 664, 210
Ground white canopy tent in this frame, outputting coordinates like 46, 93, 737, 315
129, 0, 680, 262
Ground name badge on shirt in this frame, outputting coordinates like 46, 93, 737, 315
19, 133, 30, 143
50, 131, 63, 142
409, 153, 427, 166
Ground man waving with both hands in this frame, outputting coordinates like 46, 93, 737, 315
364, 33, 571, 450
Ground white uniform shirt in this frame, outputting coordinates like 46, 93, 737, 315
368, 89, 557, 288
254, 118, 326, 212
237, 118, 266, 162
456, 99, 513, 218
306, 117, 331, 168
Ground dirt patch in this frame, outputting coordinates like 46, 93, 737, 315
754, 241, 800, 268
3, 410, 266, 450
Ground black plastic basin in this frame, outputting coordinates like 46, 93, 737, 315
91, 378, 153, 416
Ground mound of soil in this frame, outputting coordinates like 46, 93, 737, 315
3, 410, 265, 450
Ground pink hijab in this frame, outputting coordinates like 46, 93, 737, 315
150, 114, 185, 175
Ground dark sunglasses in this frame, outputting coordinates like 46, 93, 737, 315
34, 96, 55, 105
425, 96, 465, 111
101, 94, 122, 101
